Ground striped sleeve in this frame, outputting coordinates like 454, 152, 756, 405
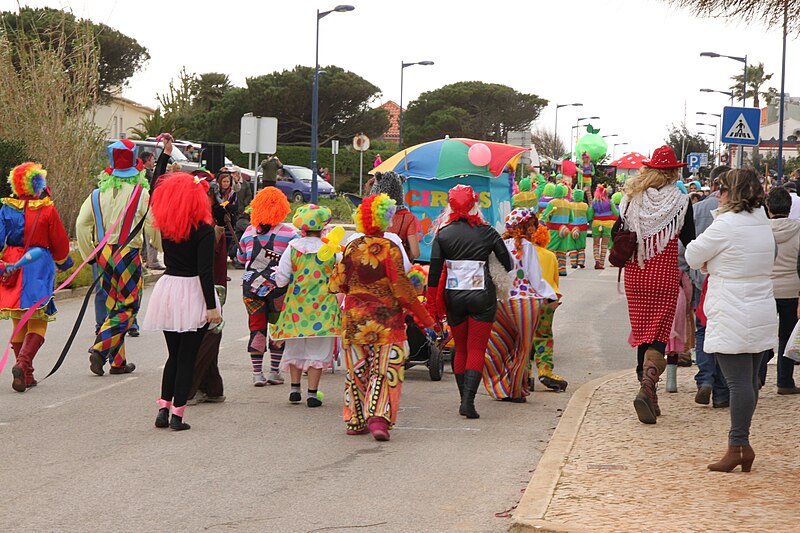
271, 223, 297, 254
237, 225, 255, 265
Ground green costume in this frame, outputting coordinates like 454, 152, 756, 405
513, 176, 538, 208
569, 189, 589, 268
540, 184, 573, 276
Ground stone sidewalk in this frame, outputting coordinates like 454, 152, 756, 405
512, 368, 800, 532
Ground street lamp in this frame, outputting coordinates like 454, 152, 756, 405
700, 52, 747, 106
311, 4, 355, 203
553, 103, 582, 157
612, 142, 628, 158
697, 122, 719, 163
602, 134, 619, 139
697, 111, 722, 118
700, 88, 734, 106
399, 60, 434, 149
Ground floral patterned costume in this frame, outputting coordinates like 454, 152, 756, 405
329, 235, 433, 432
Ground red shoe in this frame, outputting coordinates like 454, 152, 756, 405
367, 417, 390, 441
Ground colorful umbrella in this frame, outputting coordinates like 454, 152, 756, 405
372, 138, 527, 180
610, 152, 647, 169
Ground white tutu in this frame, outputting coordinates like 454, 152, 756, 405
141, 275, 219, 333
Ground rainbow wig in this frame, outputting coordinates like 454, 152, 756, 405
355, 193, 396, 235
407, 264, 428, 295
9, 162, 47, 198
250, 186, 291, 229
150, 172, 213, 243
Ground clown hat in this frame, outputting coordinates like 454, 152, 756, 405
292, 204, 332, 232
505, 207, 535, 230
106, 139, 143, 178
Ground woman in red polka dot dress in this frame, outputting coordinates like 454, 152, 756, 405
616, 146, 695, 425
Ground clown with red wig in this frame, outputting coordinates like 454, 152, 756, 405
1, 163, 73, 392
329, 194, 434, 441
142, 173, 222, 430
425, 184, 513, 419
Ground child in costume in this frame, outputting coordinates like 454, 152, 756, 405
512, 177, 538, 208
568, 189, 589, 269
483, 208, 557, 401
0, 163, 72, 392
536, 182, 556, 216
540, 184, 573, 276
76, 139, 156, 376
142, 173, 222, 431
237, 187, 297, 386
426, 185, 513, 419
531, 234, 567, 392
272, 204, 341, 408
579, 151, 595, 189
329, 194, 435, 441
587, 185, 619, 270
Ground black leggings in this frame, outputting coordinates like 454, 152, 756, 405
636, 341, 667, 376
161, 326, 208, 408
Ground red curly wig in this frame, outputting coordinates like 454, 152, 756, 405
151, 172, 213, 243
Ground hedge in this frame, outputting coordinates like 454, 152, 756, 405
0, 139, 28, 198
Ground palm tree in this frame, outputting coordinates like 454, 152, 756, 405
729, 62, 775, 108
130, 109, 188, 140
192, 73, 232, 113
664, 1, 800, 33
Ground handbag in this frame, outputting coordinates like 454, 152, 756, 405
608, 204, 637, 268
785, 319, 800, 363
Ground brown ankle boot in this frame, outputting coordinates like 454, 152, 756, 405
708, 445, 755, 472
633, 354, 665, 424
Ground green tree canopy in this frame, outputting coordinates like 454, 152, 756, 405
403, 81, 547, 146
198, 65, 388, 146
0, 7, 149, 96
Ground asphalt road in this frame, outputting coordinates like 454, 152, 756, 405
0, 257, 634, 532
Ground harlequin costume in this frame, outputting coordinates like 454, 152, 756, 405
1, 163, 72, 391
540, 184, 573, 276
568, 189, 589, 269
587, 185, 619, 269
272, 204, 341, 407
426, 185, 513, 419
76, 139, 156, 376
483, 209, 556, 401
141, 173, 221, 430
512, 177, 538, 208
236, 187, 296, 386
329, 194, 433, 441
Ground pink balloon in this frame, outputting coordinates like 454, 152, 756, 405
468, 143, 492, 166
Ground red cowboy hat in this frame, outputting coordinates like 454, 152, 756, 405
642, 146, 687, 169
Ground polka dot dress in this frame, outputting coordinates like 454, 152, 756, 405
623, 238, 681, 347
271, 248, 341, 341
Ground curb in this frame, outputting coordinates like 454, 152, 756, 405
53, 271, 165, 302
510, 369, 631, 533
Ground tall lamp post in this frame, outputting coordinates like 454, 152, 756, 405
701, 52, 748, 168
399, 60, 434, 150
697, 112, 723, 166
571, 116, 599, 154
311, 4, 354, 203
612, 142, 628, 159
553, 103, 582, 158
696, 122, 719, 164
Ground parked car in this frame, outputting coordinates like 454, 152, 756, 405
275, 165, 336, 203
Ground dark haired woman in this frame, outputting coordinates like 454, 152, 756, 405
142, 173, 222, 430
686, 168, 777, 472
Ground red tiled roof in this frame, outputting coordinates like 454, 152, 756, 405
380, 101, 401, 141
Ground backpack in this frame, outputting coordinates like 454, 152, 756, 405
242, 231, 287, 303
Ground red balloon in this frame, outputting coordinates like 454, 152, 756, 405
561, 159, 578, 177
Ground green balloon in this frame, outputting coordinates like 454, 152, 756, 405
575, 133, 608, 162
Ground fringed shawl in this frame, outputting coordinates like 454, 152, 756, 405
620, 184, 688, 268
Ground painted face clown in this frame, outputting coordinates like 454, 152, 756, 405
425, 185, 513, 419
1, 163, 73, 392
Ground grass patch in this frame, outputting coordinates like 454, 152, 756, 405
54, 249, 94, 290
285, 196, 356, 225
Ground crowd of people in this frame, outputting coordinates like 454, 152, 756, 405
1, 140, 795, 462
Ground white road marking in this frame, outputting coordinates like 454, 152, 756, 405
44, 376, 138, 409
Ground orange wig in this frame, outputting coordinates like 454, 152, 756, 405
151, 172, 213, 243
250, 186, 291, 229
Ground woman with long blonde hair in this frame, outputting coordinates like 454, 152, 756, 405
616, 146, 695, 425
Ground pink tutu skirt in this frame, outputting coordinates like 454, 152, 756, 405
142, 275, 219, 333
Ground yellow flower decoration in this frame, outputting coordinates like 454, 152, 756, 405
357, 240, 389, 269
353, 321, 388, 346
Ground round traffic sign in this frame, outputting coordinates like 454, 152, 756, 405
353, 133, 370, 152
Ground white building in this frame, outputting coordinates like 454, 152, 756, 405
92, 95, 154, 140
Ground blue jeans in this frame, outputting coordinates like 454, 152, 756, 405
758, 298, 797, 389
693, 287, 729, 403
92, 263, 138, 333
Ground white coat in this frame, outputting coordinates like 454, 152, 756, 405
685, 208, 777, 355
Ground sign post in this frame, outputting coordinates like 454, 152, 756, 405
721, 106, 761, 169
240, 115, 278, 195
331, 140, 339, 189
353, 133, 370, 193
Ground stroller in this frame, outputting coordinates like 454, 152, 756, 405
404, 315, 451, 381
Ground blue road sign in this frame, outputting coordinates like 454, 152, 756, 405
721, 106, 761, 146
687, 153, 702, 172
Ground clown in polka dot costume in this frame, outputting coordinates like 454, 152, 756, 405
271, 204, 342, 407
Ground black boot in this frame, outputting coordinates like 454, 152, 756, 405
170, 415, 191, 431
459, 370, 481, 419
154, 408, 169, 428
454, 373, 464, 400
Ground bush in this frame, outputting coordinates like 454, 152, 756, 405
0, 139, 28, 198
285, 196, 354, 225
54, 250, 94, 290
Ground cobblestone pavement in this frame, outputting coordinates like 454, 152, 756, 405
515, 367, 800, 532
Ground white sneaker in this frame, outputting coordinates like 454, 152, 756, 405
266, 371, 285, 385
253, 372, 267, 387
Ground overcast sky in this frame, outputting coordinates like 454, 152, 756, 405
7, 0, 798, 160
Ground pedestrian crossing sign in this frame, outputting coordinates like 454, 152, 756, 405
721, 106, 761, 146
